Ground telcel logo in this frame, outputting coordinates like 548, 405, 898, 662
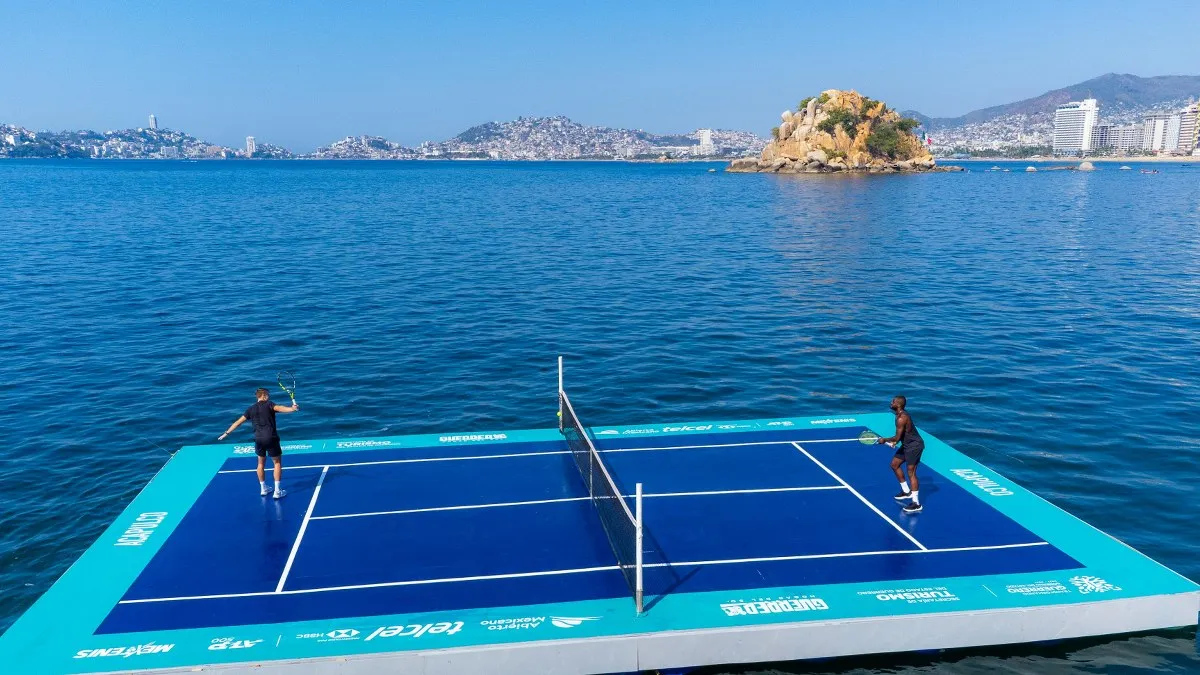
365, 622, 464, 641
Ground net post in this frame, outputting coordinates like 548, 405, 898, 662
635, 482, 644, 615
557, 356, 564, 432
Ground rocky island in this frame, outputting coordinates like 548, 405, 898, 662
728, 89, 960, 174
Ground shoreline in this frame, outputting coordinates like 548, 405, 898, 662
945, 155, 1198, 163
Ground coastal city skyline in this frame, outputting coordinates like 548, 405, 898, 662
3, 1, 1199, 151
4, 71, 1199, 161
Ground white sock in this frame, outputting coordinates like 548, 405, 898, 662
911, 490, 920, 505
274, 480, 282, 493
259, 481, 266, 491
900, 481, 910, 493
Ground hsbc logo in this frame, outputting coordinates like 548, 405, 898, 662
296, 628, 362, 643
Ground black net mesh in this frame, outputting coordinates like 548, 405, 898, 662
560, 391, 640, 605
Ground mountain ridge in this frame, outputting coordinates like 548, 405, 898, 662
905, 73, 1200, 130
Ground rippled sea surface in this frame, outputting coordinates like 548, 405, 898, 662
1, 160, 1198, 672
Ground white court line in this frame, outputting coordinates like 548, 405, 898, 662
791, 442, 928, 552
603, 437, 860, 454
216, 437, 865, 474
653, 541, 1047, 568
275, 465, 329, 593
309, 485, 847, 521
217, 449, 570, 474
117, 541, 1049, 605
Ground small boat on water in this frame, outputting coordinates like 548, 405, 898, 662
1119, 166, 1132, 170
1025, 166, 1037, 172
1140, 169, 1160, 174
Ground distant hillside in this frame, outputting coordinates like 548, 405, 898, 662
0, 123, 294, 159
907, 73, 1200, 129
424, 116, 765, 160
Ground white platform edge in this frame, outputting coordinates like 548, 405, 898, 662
117, 591, 1200, 675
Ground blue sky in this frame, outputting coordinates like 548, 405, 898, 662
2, 1, 1197, 151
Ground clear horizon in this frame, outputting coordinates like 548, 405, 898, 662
3, 0, 1199, 152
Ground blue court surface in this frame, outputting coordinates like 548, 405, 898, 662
2, 413, 1197, 674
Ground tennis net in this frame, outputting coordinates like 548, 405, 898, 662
559, 385, 643, 613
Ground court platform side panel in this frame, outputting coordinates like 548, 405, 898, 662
0, 415, 1196, 674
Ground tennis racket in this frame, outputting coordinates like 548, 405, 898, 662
858, 430, 882, 445
277, 370, 297, 406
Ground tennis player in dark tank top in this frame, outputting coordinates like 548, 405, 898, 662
876, 396, 926, 513
218, 388, 300, 499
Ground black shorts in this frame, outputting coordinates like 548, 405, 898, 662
893, 443, 924, 467
255, 437, 283, 458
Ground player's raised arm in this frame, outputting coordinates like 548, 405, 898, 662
273, 403, 299, 413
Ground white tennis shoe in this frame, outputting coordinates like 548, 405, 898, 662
273, 488, 287, 499
260, 485, 270, 496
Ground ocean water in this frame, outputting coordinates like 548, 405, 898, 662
1, 159, 1198, 673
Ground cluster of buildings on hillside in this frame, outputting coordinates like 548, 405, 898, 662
420, 117, 759, 160
0, 115, 290, 159
3, 114, 761, 161
1052, 99, 1200, 156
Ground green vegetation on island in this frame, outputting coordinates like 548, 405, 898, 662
731, 89, 957, 173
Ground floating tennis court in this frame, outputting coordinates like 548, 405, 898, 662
2, 368, 1197, 674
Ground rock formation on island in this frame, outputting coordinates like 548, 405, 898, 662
728, 89, 958, 174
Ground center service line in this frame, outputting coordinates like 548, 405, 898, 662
276, 465, 329, 593
791, 442, 928, 551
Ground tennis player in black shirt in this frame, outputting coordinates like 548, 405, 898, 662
219, 388, 299, 498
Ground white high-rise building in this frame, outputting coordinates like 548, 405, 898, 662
1111, 124, 1145, 151
1179, 103, 1199, 154
697, 128, 715, 156
1052, 98, 1099, 156
246, 136, 256, 156
1163, 114, 1182, 152
1089, 123, 1113, 149
1142, 114, 1172, 152
148, 114, 158, 130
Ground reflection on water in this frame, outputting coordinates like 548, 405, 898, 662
703, 629, 1199, 675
